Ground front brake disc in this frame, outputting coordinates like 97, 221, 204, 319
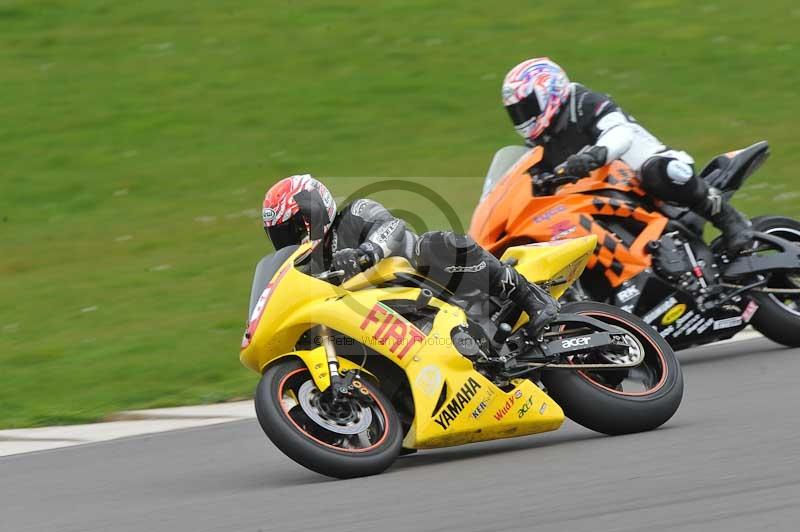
297, 380, 372, 435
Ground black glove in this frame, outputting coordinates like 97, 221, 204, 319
563, 145, 608, 178
331, 247, 372, 281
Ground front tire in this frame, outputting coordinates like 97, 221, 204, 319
541, 302, 683, 435
255, 358, 403, 479
747, 216, 800, 347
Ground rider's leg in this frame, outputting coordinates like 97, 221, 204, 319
640, 155, 754, 254
413, 231, 559, 337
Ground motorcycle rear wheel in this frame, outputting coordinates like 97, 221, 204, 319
255, 358, 403, 479
747, 216, 800, 347
541, 302, 683, 435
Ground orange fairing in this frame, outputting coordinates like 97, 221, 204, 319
470, 150, 669, 288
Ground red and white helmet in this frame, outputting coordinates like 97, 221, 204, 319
502, 57, 570, 143
262, 174, 337, 249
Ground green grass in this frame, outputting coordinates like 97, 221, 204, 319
1, 0, 799, 428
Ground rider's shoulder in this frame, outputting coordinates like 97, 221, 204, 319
572, 83, 619, 120
346, 198, 385, 218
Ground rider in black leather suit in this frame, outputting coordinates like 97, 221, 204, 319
262, 175, 559, 338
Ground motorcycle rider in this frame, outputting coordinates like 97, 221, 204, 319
261, 174, 559, 338
501, 57, 754, 254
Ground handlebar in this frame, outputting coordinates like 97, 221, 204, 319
313, 253, 374, 282
315, 269, 345, 281
533, 168, 579, 195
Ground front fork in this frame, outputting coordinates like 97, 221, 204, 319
319, 325, 369, 401
320, 325, 341, 382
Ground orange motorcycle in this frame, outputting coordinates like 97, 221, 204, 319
469, 142, 800, 350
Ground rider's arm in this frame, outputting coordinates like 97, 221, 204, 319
349, 199, 416, 263
579, 88, 666, 171
565, 112, 636, 173
593, 111, 635, 163
574, 88, 635, 166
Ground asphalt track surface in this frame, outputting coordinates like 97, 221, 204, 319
3, 337, 800, 532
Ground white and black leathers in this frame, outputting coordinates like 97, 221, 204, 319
531, 83, 693, 172
531, 83, 753, 253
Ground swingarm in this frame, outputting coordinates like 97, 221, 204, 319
513, 313, 645, 370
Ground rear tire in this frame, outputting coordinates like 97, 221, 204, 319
541, 302, 683, 435
255, 358, 403, 479
748, 216, 800, 347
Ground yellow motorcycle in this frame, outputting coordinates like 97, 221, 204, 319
241, 235, 683, 478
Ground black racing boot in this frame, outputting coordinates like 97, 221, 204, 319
695, 186, 755, 255
500, 266, 561, 339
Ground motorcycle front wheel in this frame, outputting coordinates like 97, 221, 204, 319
541, 302, 684, 435
255, 358, 403, 479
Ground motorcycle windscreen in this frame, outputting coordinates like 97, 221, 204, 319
480, 146, 530, 201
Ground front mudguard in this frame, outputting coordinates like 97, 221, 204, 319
263, 347, 378, 392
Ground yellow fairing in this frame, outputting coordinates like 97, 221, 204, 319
240, 239, 599, 449
260, 347, 378, 392
501, 235, 596, 299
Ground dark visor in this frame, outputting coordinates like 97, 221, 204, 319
505, 95, 542, 126
266, 212, 307, 250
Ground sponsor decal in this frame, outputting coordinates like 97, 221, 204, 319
242, 264, 292, 349
499, 267, 517, 298
661, 304, 687, 326
372, 219, 400, 244
350, 199, 368, 216
620, 304, 635, 313
713, 316, 743, 330
320, 188, 333, 208
617, 285, 640, 303
415, 365, 442, 397
675, 310, 695, 327
494, 390, 524, 421
742, 301, 759, 323
517, 396, 534, 418
262, 207, 277, 224
660, 325, 675, 338
434, 378, 482, 430
539, 402, 548, 415
685, 316, 706, 336
561, 336, 591, 349
696, 318, 714, 334
549, 220, 577, 241
550, 227, 577, 241
534, 205, 566, 223
673, 314, 702, 338
359, 302, 425, 360
643, 297, 678, 324
444, 261, 487, 273
470, 390, 495, 419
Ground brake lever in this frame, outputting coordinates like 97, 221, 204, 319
535, 171, 577, 195
315, 269, 345, 281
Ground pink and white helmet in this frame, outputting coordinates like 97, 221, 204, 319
262, 174, 337, 249
502, 58, 570, 143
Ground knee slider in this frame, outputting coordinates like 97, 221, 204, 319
665, 160, 694, 184
640, 155, 701, 204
